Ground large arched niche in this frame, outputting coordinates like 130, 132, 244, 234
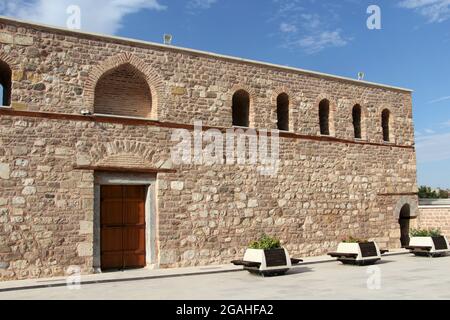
84, 53, 164, 119
94, 63, 152, 118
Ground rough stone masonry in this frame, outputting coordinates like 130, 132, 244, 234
0, 17, 418, 281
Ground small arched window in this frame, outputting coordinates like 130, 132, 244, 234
382, 109, 391, 142
277, 93, 289, 131
0, 60, 12, 106
319, 99, 330, 135
352, 104, 362, 139
232, 90, 250, 127
94, 63, 152, 118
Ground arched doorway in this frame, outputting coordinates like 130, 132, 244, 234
399, 204, 411, 247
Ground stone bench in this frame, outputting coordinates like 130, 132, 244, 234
328, 252, 358, 259
232, 258, 303, 268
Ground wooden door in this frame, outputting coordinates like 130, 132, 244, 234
101, 185, 146, 270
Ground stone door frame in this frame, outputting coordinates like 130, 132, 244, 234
93, 172, 157, 273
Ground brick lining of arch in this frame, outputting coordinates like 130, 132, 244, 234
270, 87, 296, 105
87, 140, 156, 167
229, 84, 257, 128
271, 87, 295, 132
0, 53, 14, 66
84, 53, 165, 119
315, 94, 336, 137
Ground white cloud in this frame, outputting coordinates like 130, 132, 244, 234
280, 22, 298, 33
288, 30, 349, 54
0, 0, 166, 35
399, 0, 450, 23
272, 0, 351, 54
187, 0, 218, 10
424, 128, 436, 134
299, 13, 321, 29
416, 131, 450, 163
428, 95, 450, 104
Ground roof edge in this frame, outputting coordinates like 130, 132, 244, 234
0, 15, 413, 93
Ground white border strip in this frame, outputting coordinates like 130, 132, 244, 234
419, 205, 450, 209
0, 15, 413, 93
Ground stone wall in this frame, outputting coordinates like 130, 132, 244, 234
0, 18, 414, 145
0, 17, 418, 281
0, 113, 418, 280
414, 206, 450, 236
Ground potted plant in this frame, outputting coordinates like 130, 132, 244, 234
231, 235, 302, 277
407, 229, 450, 257
328, 236, 385, 266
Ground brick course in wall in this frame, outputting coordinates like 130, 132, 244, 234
0, 17, 418, 280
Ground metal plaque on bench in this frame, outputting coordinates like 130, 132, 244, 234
432, 236, 448, 250
264, 249, 287, 267
359, 242, 378, 258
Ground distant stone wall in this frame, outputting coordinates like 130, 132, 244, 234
415, 206, 450, 236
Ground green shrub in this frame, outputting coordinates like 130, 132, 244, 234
410, 228, 442, 237
341, 236, 369, 243
249, 234, 281, 250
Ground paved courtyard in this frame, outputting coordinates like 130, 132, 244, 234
1, 254, 450, 300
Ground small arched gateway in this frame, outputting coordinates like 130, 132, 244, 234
394, 198, 419, 248
399, 204, 411, 247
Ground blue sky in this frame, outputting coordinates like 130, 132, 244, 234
1, 0, 450, 188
